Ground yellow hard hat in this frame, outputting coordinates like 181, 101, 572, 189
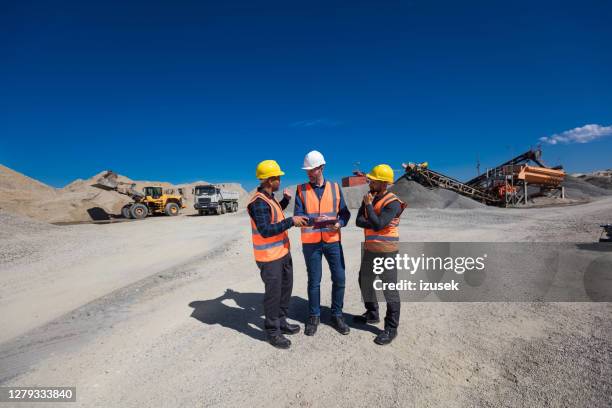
366, 164, 394, 183
256, 160, 285, 180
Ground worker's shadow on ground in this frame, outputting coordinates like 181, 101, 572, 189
188, 289, 380, 343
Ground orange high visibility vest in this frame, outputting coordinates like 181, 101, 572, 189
364, 192, 405, 252
248, 192, 290, 262
297, 181, 341, 244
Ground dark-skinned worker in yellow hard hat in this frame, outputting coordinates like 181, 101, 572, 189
355, 164, 407, 345
247, 160, 308, 349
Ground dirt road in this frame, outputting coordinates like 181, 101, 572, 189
1, 199, 611, 407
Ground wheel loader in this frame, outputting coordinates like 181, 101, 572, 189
92, 171, 185, 219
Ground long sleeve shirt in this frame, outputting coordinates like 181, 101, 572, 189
355, 192, 402, 231
247, 187, 293, 238
293, 180, 351, 227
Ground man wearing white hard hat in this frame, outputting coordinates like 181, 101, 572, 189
294, 150, 351, 336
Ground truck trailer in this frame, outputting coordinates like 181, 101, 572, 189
193, 185, 239, 215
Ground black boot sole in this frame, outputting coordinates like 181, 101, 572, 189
331, 325, 350, 335
374, 335, 397, 345
269, 342, 291, 349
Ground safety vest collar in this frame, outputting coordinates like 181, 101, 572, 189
249, 191, 284, 223
298, 180, 339, 217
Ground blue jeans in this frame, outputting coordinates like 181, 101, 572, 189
302, 241, 346, 317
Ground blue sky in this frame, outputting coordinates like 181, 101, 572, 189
1, 0, 611, 190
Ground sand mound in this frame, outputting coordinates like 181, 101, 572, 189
0, 164, 62, 221
0, 164, 57, 193
0, 165, 250, 223
0, 169, 143, 223
390, 177, 485, 209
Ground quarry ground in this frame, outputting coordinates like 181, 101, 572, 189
0, 199, 611, 407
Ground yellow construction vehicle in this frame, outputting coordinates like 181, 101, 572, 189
92, 171, 185, 219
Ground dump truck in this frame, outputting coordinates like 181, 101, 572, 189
193, 184, 239, 215
92, 171, 185, 219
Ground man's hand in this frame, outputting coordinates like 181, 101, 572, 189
329, 222, 341, 231
283, 188, 292, 199
292, 215, 308, 227
363, 192, 374, 206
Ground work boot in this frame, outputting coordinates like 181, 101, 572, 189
304, 316, 320, 336
330, 315, 350, 335
374, 328, 398, 345
267, 334, 291, 349
280, 322, 300, 335
353, 310, 380, 325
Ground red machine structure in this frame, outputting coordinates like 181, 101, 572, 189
342, 170, 368, 187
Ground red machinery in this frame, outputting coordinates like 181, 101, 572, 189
342, 171, 367, 187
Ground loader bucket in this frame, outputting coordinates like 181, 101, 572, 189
92, 171, 119, 191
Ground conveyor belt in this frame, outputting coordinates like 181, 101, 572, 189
402, 166, 502, 205
465, 148, 545, 188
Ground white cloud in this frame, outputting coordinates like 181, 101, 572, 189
290, 118, 341, 128
539, 124, 612, 145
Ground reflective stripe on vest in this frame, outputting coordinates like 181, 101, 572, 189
297, 181, 341, 244
249, 192, 290, 262
364, 192, 404, 252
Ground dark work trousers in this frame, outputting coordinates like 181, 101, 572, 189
256, 253, 293, 337
358, 249, 401, 329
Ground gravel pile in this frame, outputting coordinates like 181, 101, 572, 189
573, 174, 612, 191
562, 176, 612, 200
0, 210, 58, 264
341, 184, 370, 209
0, 209, 56, 238
390, 177, 485, 209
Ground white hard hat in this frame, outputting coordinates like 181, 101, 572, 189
302, 150, 326, 170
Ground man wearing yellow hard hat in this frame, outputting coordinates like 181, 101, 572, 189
247, 160, 308, 349
355, 164, 406, 345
